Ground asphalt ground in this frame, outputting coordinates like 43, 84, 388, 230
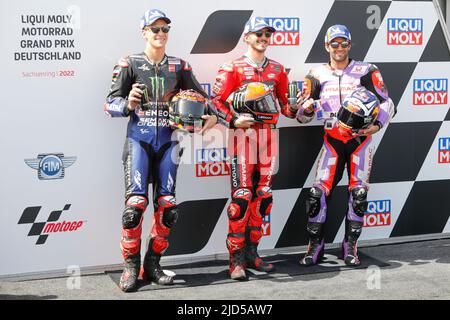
1, 238, 450, 301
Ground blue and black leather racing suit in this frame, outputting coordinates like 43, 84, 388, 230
104, 52, 213, 260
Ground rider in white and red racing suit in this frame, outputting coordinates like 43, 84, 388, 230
297, 60, 395, 266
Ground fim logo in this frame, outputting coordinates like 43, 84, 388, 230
25, 153, 77, 180
387, 18, 423, 45
265, 17, 300, 46
262, 213, 271, 236
364, 200, 391, 228
18, 204, 84, 245
438, 137, 450, 163
196, 148, 230, 177
413, 79, 448, 105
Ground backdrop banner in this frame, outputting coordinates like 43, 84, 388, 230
1, 0, 449, 277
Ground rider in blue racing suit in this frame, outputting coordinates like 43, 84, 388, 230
104, 9, 217, 292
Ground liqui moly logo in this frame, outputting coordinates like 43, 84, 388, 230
195, 148, 230, 177
364, 200, 391, 227
265, 17, 300, 46
413, 79, 448, 105
438, 137, 450, 163
201, 83, 211, 96
387, 18, 423, 45
262, 213, 271, 236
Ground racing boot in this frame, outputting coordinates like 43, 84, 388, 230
299, 222, 325, 266
343, 220, 363, 266
142, 250, 174, 285
245, 242, 274, 272
118, 255, 140, 292
229, 249, 247, 280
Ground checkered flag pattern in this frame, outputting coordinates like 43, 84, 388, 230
167, 0, 450, 255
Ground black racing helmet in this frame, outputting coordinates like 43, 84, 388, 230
169, 90, 208, 132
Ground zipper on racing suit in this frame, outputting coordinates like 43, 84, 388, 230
335, 70, 343, 107
154, 64, 160, 143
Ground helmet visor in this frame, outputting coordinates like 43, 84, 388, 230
337, 106, 367, 130
173, 99, 206, 121
245, 94, 278, 114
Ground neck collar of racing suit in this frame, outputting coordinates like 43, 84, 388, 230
328, 58, 353, 73
143, 53, 168, 66
243, 54, 268, 69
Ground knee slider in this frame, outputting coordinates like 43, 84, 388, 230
256, 186, 273, 217
228, 188, 252, 221
122, 208, 142, 229
157, 196, 178, 229
122, 196, 148, 229
163, 206, 178, 228
347, 220, 363, 238
306, 187, 323, 218
351, 187, 368, 217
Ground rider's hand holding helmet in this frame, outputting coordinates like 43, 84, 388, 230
337, 87, 381, 137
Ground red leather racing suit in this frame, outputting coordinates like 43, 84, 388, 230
212, 55, 296, 256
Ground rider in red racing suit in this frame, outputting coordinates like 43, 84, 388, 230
296, 25, 395, 267
213, 17, 297, 280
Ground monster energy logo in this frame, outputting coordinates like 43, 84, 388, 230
149, 76, 165, 100
288, 81, 298, 98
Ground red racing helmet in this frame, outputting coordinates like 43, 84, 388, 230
229, 82, 279, 125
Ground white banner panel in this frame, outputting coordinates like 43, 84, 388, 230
0, 0, 449, 277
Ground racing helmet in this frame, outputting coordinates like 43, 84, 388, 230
229, 82, 279, 125
169, 90, 208, 132
337, 87, 380, 133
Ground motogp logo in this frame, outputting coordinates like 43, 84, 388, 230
18, 204, 85, 245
